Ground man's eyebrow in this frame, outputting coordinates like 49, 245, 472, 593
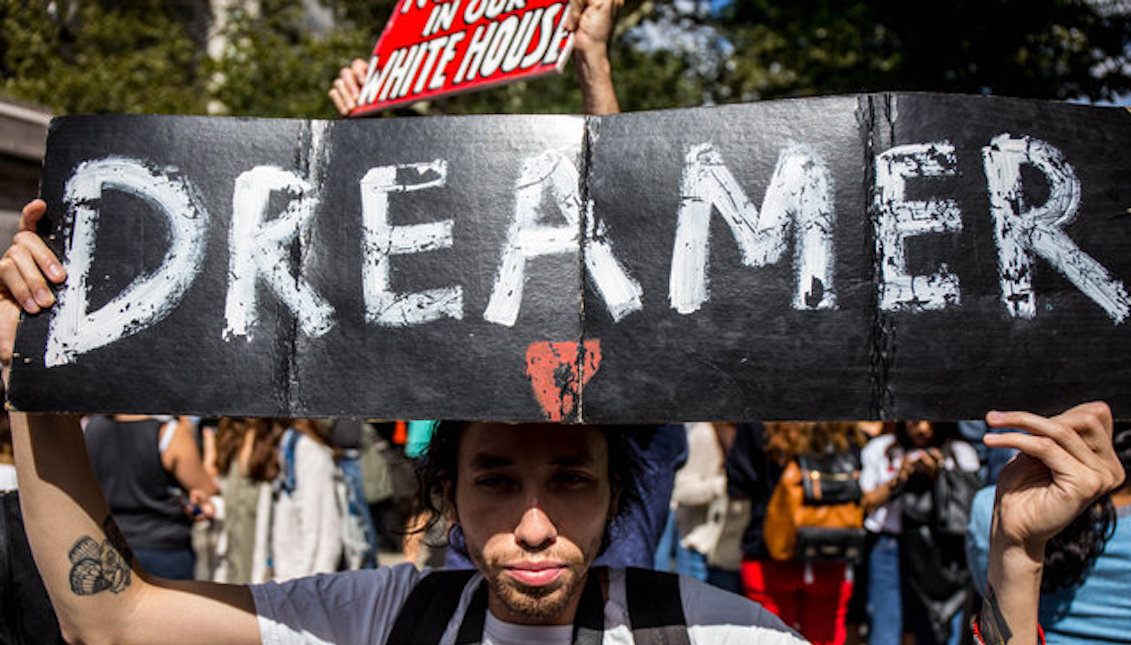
467, 454, 514, 470
466, 453, 597, 469
550, 455, 597, 467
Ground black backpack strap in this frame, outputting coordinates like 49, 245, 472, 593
453, 581, 489, 645
386, 569, 479, 645
625, 567, 690, 645
572, 567, 606, 645
391, 567, 688, 645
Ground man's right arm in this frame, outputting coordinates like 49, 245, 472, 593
2, 200, 260, 645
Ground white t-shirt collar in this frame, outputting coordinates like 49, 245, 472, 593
482, 611, 573, 645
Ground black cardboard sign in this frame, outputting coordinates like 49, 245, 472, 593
9, 94, 1131, 421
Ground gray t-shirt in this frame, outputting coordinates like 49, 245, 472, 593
251, 563, 807, 644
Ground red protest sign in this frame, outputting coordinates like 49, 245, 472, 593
348, 0, 573, 117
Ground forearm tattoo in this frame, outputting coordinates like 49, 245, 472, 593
978, 584, 1013, 645
67, 516, 133, 595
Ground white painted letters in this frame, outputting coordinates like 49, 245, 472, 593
983, 133, 1130, 323
669, 142, 837, 314
483, 149, 642, 326
360, 160, 463, 326
874, 142, 962, 311
46, 157, 209, 367
223, 166, 335, 341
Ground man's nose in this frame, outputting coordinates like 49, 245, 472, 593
514, 505, 557, 549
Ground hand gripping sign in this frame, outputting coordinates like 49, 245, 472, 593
349, 0, 573, 116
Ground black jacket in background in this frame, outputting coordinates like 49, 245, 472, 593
725, 422, 784, 561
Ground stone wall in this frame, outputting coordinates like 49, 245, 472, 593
0, 98, 50, 245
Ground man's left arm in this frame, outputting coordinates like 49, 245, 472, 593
978, 402, 1125, 644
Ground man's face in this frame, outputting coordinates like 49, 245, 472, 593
452, 423, 612, 626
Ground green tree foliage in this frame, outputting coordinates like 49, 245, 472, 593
714, 0, 1131, 102
0, 0, 210, 114
209, 0, 381, 118
1, 0, 1126, 118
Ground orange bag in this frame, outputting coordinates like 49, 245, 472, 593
763, 458, 865, 562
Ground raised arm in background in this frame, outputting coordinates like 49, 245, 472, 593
328, 0, 622, 116
0, 199, 259, 645
563, 0, 620, 115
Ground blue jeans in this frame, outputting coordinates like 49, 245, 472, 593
653, 512, 707, 580
867, 534, 902, 645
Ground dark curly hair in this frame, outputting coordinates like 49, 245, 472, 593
412, 421, 648, 557
1040, 421, 1131, 593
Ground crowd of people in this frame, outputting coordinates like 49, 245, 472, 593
4, 415, 1126, 644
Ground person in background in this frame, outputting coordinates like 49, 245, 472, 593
594, 424, 688, 569
83, 414, 218, 580
657, 422, 723, 580
211, 417, 280, 584
843, 421, 894, 645
860, 421, 980, 645
251, 418, 342, 582
368, 421, 416, 554
330, 418, 379, 568
749, 421, 867, 645
966, 422, 1131, 644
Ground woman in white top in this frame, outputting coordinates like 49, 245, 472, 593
252, 419, 343, 582
859, 421, 980, 645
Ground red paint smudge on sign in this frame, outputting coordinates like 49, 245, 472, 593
524, 340, 601, 421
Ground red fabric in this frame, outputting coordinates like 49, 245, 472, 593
971, 613, 1046, 645
742, 559, 853, 645
393, 420, 407, 446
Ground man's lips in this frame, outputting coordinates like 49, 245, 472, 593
504, 562, 566, 586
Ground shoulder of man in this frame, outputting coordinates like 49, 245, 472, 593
251, 563, 449, 644
608, 569, 808, 644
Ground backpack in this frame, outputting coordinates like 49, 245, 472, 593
898, 444, 982, 644
762, 449, 865, 563
385, 567, 689, 645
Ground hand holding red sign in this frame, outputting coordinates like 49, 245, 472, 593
350, 0, 573, 115
331, 0, 620, 116
329, 59, 370, 116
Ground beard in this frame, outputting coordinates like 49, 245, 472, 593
469, 536, 603, 625
484, 564, 583, 622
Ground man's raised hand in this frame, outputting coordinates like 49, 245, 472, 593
985, 401, 1125, 555
0, 199, 65, 365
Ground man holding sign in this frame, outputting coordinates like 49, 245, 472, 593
2, 0, 1128, 642
2, 196, 1126, 644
